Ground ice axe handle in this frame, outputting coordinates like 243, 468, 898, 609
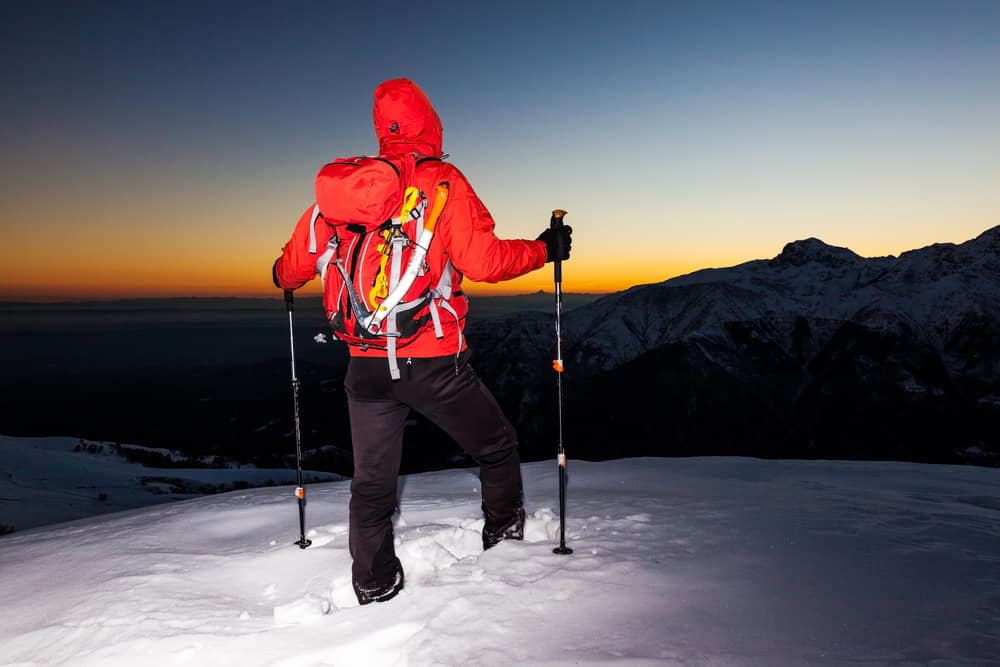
550, 209, 567, 282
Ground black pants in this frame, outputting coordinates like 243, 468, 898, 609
345, 350, 523, 590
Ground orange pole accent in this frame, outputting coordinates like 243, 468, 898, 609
552, 360, 564, 372
424, 182, 450, 233
295, 487, 305, 499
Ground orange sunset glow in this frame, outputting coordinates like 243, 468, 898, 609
3, 4, 999, 303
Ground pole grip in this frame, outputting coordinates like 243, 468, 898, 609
550, 209, 567, 229
284, 289, 295, 312
550, 210, 567, 282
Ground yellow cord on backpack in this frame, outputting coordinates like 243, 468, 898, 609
398, 186, 421, 224
368, 187, 423, 308
368, 229, 392, 307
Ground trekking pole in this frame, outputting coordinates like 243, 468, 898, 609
550, 210, 573, 556
284, 290, 312, 549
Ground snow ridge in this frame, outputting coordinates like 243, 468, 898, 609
552, 225, 1000, 373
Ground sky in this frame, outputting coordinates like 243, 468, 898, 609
2, 0, 999, 301
2, 435, 998, 664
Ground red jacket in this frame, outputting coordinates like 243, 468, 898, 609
274, 78, 547, 358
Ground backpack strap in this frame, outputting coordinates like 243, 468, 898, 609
384, 195, 411, 380
307, 204, 341, 282
386, 336, 401, 379
307, 204, 321, 253
427, 259, 455, 338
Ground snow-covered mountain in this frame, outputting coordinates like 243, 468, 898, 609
469, 227, 1000, 465
475, 226, 1000, 377
1, 450, 998, 666
566, 226, 1000, 371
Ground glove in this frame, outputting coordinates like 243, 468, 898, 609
536, 224, 573, 263
272, 258, 283, 288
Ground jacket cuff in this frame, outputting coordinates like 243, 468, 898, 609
272, 259, 283, 289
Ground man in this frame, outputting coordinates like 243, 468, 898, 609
273, 78, 572, 605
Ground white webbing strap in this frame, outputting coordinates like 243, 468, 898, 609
429, 299, 444, 338
316, 236, 338, 282
427, 260, 456, 338
387, 337, 400, 380
307, 205, 322, 253
311, 205, 340, 282
384, 219, 408, 380
436, 259, 454, 299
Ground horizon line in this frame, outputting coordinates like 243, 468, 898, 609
0, 289, 616, 306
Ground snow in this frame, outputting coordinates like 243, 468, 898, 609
0, 436, 342, 532
1, 441, 998, 666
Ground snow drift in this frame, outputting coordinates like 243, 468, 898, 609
1, 453, 998, 666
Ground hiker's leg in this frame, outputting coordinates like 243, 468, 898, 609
345, 358, 408, 594
400, 353, 524, 527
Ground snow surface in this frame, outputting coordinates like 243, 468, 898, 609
0, 436, 342, 532
1, 444, 998, 666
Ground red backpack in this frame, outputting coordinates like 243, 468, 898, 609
308, 153, 457, 378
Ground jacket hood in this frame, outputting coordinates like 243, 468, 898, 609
373, 78, 443, 158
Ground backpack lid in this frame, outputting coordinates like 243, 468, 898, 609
315, 157, 405, 228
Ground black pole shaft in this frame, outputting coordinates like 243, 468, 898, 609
550, 211, 572, 556
285, 290, 312, 549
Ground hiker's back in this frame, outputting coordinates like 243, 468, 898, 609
275, 80, 551, 372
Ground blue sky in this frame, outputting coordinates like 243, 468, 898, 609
2, 1, 999, 298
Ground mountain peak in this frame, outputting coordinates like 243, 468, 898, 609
973, 224, 1000, 252
770, 237, 863, 268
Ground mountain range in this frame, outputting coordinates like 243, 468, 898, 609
3, 228, 997, 472
469, 226, 1000, 466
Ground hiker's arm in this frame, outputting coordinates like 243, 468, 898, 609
273, 205, 329, 290
440, 173, 547, 283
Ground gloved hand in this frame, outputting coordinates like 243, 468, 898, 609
272, 258, 283, 288
537, 224, 573, 263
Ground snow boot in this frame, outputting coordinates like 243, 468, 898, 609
353, 562, 404, 605
482, 506, 525, 550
